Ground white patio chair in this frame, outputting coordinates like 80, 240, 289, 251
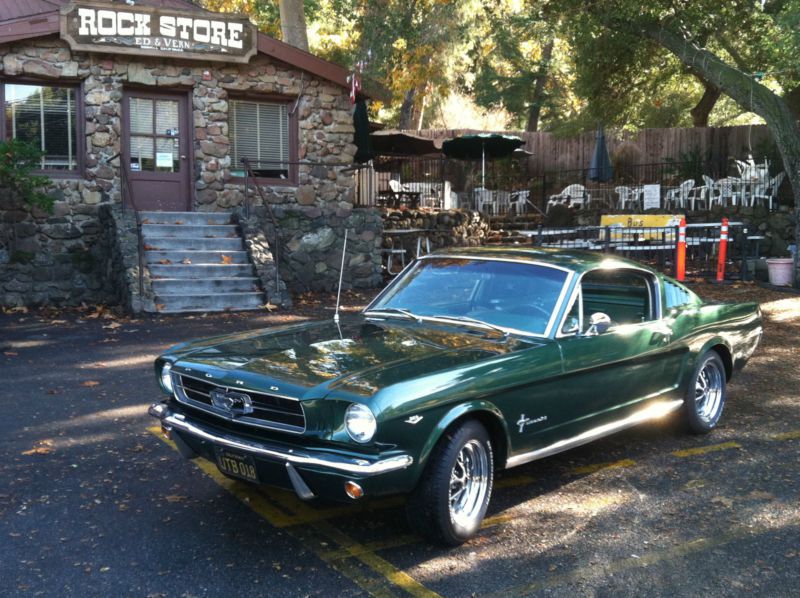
510, 190, 530, 215
664, 179, 695, 210
474, 188, 495, 214
615, 186, 640, 210
547, 184, 590, 211
715, 177, 741, 207
751, 172, 785, 210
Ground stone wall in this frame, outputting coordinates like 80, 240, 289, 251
382, 209, 491, 257
252, 205, 383, 293
0, 185, 118, 306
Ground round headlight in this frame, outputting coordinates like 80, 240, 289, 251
344, 403, 376, 444
160, 362, 174, 393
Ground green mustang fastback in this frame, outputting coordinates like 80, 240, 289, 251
149, 247, 762, 545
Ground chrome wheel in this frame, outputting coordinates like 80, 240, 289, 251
449, 439, 490, 528
695, 359, 724, 424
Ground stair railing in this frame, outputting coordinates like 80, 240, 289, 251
241, 157, 285, 296
109, 152, 145, 297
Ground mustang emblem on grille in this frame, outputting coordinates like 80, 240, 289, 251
210, 389, 254, 416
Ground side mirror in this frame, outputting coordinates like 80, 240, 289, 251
586, 312, 611, 336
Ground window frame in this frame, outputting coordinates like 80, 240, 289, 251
0, 77, 85, 178
228, 93, 298, 187
556, 266, 663, 338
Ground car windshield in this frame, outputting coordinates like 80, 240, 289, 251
366, 257, 570, 336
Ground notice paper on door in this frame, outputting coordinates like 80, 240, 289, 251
156, 152, 174, 168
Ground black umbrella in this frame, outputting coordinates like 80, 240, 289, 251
353, 98, 375, 163
370, 131, 441, 156
442, 133, 524, 187
588, 126, 613, 182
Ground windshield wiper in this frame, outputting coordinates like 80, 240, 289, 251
427, 314, 509, 337
363, 307, 421, 322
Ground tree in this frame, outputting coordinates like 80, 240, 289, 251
550, 0, 800, 280
279, 0, 310, 51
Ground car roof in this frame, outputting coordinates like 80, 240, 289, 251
431, 246, 657, 275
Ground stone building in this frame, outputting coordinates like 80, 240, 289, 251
0, 0, 383, 312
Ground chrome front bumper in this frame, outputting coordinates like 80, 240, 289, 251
148, 402, 414, 477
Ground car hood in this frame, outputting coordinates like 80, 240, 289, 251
166, 316, 538, 399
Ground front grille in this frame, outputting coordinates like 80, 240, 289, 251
174, 373, 305, 434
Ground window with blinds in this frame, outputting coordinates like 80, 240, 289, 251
230, 100, 290, 179
3, 84, 78, 171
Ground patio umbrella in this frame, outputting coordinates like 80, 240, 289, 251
441, 133, 524, 188
588, 126, 613, 182
353, 98, 375, 163
370, 130, 441, 156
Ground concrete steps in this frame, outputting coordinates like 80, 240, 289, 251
139, 211, 265, 313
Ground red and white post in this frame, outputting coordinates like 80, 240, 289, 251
716, 217, 729, 282
676, 218, 687, 281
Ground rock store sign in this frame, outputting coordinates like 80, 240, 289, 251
59, 2, 257, 63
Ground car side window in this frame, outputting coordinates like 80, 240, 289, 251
561, 269, 658, 335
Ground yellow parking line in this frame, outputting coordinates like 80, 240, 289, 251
147, 426, 440, 598
484, 514, 800, 597
494, 474, 537, 489
313, 520, 442, 598
672, 441, 741, 458
769, 430, 800, 441
568, 458, 636, 476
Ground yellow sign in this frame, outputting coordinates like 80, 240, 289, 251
600, 214, 684, 241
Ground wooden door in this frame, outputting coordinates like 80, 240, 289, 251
123, 90, 190, 211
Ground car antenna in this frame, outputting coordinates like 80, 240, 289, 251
333, 228, 348, 324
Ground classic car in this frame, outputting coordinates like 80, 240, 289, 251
149, 247, 762, 545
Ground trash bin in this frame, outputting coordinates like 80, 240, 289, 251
766, 258, 794, 286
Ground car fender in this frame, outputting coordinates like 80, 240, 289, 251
682, 336, 733, 388
417, 400, 512, 474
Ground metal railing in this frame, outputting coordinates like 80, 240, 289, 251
109, 152, 145, 297
524, 222, 750, 280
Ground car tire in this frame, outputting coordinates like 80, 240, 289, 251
682, 351, 727, 434
406, 420, 494, 546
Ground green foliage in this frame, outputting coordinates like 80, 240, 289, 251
665, 147, 709, 185
0, 139, 53, 213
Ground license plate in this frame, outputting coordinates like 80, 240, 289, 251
215, 448, 259, 483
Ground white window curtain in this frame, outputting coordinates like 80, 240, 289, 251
230, 100, 289, 177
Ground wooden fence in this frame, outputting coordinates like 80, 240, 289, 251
407, 125, 774, 176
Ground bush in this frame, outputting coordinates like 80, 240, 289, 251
0, 139, 53, 213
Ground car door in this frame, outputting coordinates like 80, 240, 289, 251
541, 268, 676, 443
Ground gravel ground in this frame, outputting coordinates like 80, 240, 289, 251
1, 282, 798, 597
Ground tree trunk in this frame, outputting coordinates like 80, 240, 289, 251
398, 89, 417, 130
279, 0, 309, 52
690, 80, 721, 127
645, 23, 800, 284
526, 38, 554, 132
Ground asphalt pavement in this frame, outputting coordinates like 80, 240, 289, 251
1, 291, 799, 597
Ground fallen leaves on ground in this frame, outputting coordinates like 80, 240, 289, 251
164, 495, 188, 503
221, 255, 233, 264
4, 351, 18, 357
22, 440, 54, 456
181, 258, 191, 264
81, 380, 101, 387
102, 321, 121, 330
158, 259, 172, 265
143, 244, 160, 251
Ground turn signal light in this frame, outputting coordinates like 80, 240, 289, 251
344, 481, 364, 500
